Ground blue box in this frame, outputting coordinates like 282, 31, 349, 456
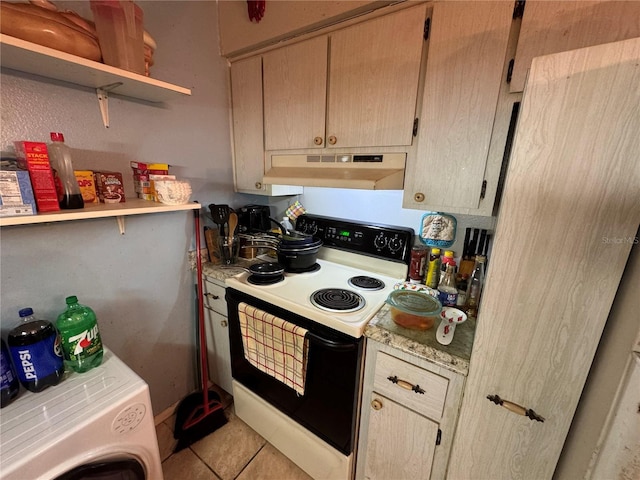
0, 169, 37, 216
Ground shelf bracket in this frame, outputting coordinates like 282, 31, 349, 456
116, 216, 125, 235
96, 82, 123, 128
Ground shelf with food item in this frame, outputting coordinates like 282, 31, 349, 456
0, 198, 201, 234
0, 33, 191, 126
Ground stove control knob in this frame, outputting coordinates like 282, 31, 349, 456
302, 221, 318, 236
373, 233, 388, 250
387, 236, 404, 253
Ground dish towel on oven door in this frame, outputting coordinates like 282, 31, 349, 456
238, 302, 309, 395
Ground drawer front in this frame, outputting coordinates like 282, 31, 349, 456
373, 351, 448, 421
203, 280, 227, 316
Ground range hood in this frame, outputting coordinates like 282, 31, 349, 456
263, 153, 406, 190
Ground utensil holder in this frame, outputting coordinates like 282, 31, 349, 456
218, 236, 239, 265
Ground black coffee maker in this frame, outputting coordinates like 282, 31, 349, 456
236, 205, 272, 233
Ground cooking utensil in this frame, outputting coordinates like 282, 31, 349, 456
204, 226, 219, 264
435, 307, 468, 346
227, 212, 238, 259
241, 236, 323, 272
459, 227, 476, 276
208, 204, 230, 237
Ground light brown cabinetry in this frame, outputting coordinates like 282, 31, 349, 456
403, 1, 513, 215
510, 0, 640, 93
262, 3, 426, 151
203, 278, 233, 394
447, 38, 640, 479
356, 342, 465, 480
229, 57, 302, 196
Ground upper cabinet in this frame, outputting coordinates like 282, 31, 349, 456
263, 3, 427, 151
229, 56, 303, 196
263, 36, 328, 151
510, 0, 640, 92
403, 1, 513, 214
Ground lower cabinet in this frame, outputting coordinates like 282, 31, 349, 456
203, 277, 233, 394
356, 341, 465, 480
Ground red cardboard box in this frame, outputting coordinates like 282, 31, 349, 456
94, 171, 126, 203
13, 141, 60, 212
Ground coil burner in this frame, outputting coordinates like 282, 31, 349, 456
310, 288, 365, 313
347, 276, 385, 291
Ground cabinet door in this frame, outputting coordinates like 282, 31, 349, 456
230, 56, 265, 192
327, 4, 426, 149
364, 393, 439, 480
263, 36, 328, 151
204, 308, 233, 394
448, 39, 640, 479
510, 0, 640, 92
403, 1, 512, 212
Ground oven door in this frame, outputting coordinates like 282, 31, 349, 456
226, 287, 364, 455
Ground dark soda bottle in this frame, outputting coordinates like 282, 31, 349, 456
1, 339, 20, 407
8, 308, 65, 392
57, 296, 103, 373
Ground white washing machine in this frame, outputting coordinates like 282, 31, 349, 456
0, 348, 163, 479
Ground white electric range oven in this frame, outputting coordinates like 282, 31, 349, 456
225, 214, 413, 480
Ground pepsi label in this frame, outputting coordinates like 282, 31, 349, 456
9, 334, 63, 384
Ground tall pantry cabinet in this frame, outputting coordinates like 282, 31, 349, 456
447, 37, 640, 479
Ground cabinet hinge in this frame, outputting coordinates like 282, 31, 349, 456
480, 180, 487, 200
506, 59, 514, 84
413, 118, 419, 137
436, 429, 442, 446
513, 0, 525, 19
423, 18, 431, 40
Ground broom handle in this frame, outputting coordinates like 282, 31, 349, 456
194, 209, 210, 411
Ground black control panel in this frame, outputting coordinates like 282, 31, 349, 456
295, 214, 414, 265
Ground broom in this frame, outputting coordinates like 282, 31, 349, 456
173, 208, 228, 452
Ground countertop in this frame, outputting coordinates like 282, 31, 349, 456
365, 304, 476, 376
201, 261, 475, 376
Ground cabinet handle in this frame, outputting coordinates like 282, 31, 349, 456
220, 319, 228, 327
487, 394, 545, 422
387, 375, 425, 394
255, 182, 262, 189
205, 293, 220, 300
371, 399, 383, 410
314, 136, 323, 145
414, 192, 425, 202
328, 135, 337, 145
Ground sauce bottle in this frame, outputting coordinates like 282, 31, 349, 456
425, 247, 441, 288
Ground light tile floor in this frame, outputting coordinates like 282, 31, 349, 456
156, 388, 312, 480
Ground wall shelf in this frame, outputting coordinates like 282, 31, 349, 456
0, 34, 192, 126
0, 200, 201, 234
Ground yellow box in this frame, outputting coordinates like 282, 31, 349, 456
74, 170, 99, 204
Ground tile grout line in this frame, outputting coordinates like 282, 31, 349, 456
233, 444, 267, 480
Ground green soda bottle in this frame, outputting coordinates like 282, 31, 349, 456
56, 296, 103, 373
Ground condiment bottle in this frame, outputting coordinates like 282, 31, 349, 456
440, 250, 456, 275
409, 246, 428, 283
425, 247, 441, 288
465, 255, 486, 318
438, 263, 458, 307
48, 133, 84, 209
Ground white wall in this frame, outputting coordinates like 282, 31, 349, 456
298, 188, 496, 258
0, 0, 254, 414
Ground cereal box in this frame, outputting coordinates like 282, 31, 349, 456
13, 141, 60, 212
74, 170, 99, 204
0, 169, 37, 216
94, 171, 126, 203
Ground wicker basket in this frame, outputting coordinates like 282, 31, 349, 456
154, 180, 192, 205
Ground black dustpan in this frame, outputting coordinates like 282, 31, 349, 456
173, 209, 227, 452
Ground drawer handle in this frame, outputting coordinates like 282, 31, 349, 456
371, 399, 383, 411
487, 394, 545, 422
205, 293, 220, 300
387, 375, 425, 395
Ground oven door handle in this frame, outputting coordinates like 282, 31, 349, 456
306, 332, 357, 351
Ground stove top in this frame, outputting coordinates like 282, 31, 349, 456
226, 258, 404, 337
225, 214, 414, 337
